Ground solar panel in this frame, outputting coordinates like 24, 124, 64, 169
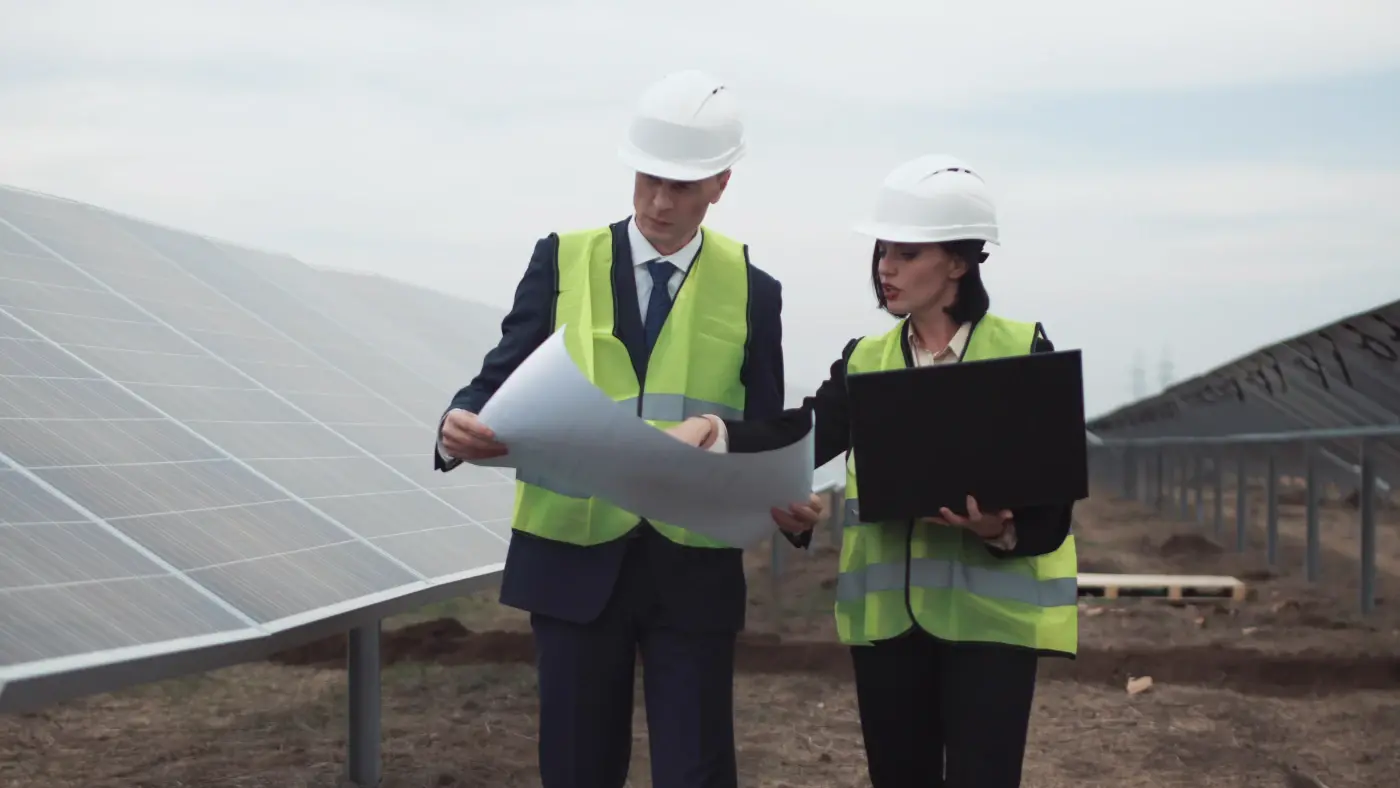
301, 268, 510, 387
0, 464, 255, 665
218, 249, 501, 417
0, 185, 514, 710
1087, 298, 1400, 481
104, 212, 516, 540
783, 379, 848, 494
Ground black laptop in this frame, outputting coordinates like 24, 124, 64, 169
846, 349, 1089, 522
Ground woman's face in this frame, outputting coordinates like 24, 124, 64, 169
875, 241, 967, 316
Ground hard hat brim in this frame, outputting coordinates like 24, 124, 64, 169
852, 220, 1000, 246
618, 142, 744, 183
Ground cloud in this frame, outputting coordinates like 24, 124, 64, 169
7, 1, 1400, 105
1011, 164, 1400, 223
995, 163, 1400, 289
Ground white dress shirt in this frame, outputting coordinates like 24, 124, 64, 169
437, 218, 702, 462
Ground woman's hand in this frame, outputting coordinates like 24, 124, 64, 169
664, 416, 716, 448
924, 495, 1012, 540
772, 493, 828, 534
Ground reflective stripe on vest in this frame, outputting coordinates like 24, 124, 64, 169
508, 224, 751, 548
833, 532, 1080, 608
834, 314, 1079, 655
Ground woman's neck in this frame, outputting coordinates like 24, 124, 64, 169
909, 308, 959, 353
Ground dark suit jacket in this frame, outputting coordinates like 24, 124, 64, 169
721, 317, 1075, 556
435, 218, 787, 632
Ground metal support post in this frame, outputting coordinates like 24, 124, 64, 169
1176, 454, 1188, 520
1193, 453, 1206, 523
347, 622, 383, 787
1213, 448, 1225, 537
1138, 456, 1148, 504
1235, 454, 1248, 553
829, 487, 846, 549
1187, 453, 1198, 520
1154, 449, 1165, 509
1266, 452, 1279, 565
1360, 440, 1377, 614
770, 529, 787, 621
1305, 442, 1320, 582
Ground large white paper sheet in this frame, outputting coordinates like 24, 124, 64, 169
472, 328, 815, 549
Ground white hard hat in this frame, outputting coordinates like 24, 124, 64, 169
853, 154, 999, 245
618, 70, 746, 182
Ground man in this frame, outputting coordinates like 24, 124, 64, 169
434, 70, 796, 788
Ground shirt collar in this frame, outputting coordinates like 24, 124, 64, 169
628, 216, 702, 273
908, 320, 971, 362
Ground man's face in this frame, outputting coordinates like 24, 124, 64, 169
632, 170, 731, 254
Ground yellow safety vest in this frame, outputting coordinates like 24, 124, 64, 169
509, 224, 750, 549
835, 314, 1079, 655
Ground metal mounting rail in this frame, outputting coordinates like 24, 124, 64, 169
1094, 423, 1400, 448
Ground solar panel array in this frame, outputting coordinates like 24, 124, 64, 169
1087, 299, 1400, 481
0, 185, 515, 711
779, 383, 846, 493
299, 267, 510, 391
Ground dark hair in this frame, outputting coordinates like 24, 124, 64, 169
871, 238, 990, 324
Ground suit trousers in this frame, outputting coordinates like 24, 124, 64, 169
531, 530, 739, 788
850, 628, 1041, 788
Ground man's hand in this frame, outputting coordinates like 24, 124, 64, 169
772, 493, 828, 534
440, 408, 508, 460
924, 495, 1012, 540
664, 416, 717, 449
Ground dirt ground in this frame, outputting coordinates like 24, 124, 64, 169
3, 489, 1399, 787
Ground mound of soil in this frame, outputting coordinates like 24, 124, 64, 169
269, 618, 1400, 699
1077, 558, 1125, 574
270, 619, 488, 668
1158, 533, 1224, 558
1047, 644, 1400, 697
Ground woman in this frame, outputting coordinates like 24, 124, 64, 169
667, 154, 1078, 788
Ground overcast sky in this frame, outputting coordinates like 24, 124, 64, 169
3, 0, 1398, 418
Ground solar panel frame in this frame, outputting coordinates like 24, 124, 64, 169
0, 184, 511, 713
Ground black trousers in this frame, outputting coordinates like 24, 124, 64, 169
850, 629, 1041, 788
531, 532, 739, 788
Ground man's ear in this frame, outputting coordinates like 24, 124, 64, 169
711, 169, 732, 203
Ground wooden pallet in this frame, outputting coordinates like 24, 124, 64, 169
1077, 572, 1248, 601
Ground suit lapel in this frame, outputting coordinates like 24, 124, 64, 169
610, 219, 647, 380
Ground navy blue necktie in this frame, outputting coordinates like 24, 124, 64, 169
642, 259, 677, 355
